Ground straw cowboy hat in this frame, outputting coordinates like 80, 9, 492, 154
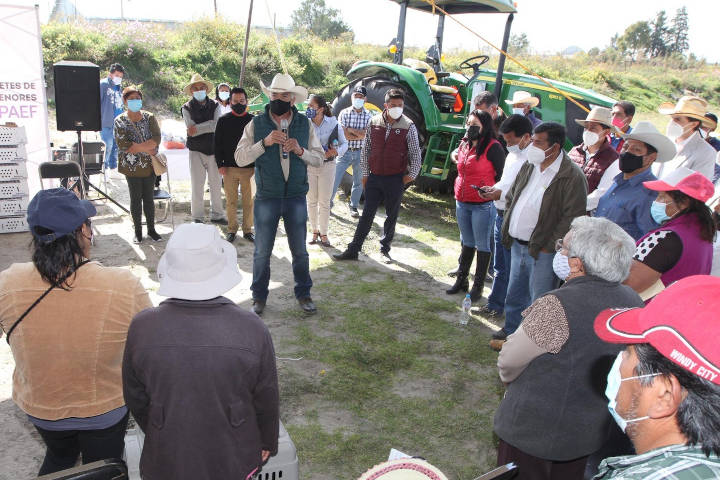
260, 73, 308, 105
658, 95, 715, 128
622, 121, 677, 163
182, 73, 214, 96
574, 106, 613, 129
357, 459, 449, 480
157, 223, 241, 301
504, 90, 539, 107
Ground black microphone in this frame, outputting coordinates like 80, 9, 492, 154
280, 119, 289, 159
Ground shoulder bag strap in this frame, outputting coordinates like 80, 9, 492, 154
5, 260, 90, 344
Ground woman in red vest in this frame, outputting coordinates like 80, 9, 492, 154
447, 110, 506, 300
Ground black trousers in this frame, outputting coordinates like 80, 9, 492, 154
126, 174, 156, 234
348, 173, 404, 254
497, 438, 589, 480
34, 412, 129, 475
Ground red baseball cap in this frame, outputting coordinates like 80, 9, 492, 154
594, 275, 720, 385
643, 166, 715, 203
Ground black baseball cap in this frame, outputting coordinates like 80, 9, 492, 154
353, 86, 367, 96
27, 188, 96, 244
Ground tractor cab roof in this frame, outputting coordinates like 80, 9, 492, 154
389, 0, 517, 14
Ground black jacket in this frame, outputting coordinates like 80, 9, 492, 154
214, 111, 254, 169
122, 296, 279, 480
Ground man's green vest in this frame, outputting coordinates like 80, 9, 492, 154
253, 105, 310, 199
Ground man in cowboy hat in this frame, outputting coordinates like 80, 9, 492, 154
593, 275, 720, 479
505, 91, 542, 128
654, 95, 716, 181
181, 73, 227, 225
596, 122, 676, 241
568, 106, 619, 195
235, 73, 325, 315
123, 223, 279, 480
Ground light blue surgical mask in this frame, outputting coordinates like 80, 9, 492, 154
305, 107, 317, 119
650, 200, 673, 224
127, 99, 142, 112
218, 91, 230, 101
352, 98, 365, 110
193, 90, 207, 102
605, 351, 658, 433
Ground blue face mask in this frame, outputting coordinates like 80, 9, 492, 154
127, 99, 142, 112
305, 107, 317, 119
605, 351, 658, 433
650, 200, 673, 224
193, 90, 207, 102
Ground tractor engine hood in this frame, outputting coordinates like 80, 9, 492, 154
389, 0, 517, 14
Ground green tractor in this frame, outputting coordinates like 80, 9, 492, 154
332, 0, 616, 194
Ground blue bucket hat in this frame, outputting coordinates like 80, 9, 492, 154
26, 188, 96, 244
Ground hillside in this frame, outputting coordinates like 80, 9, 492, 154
42, 19, 720, 117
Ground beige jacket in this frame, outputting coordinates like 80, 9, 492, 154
0, 262, 152, 419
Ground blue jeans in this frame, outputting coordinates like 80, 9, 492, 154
251, 195, 312, 301
100, 126, 118, 170
487, 211, 511, 312
502, 240, 558, 334
455, 200, 493, 252
331, 149, 363, 208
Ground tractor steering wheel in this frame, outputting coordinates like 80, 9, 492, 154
459, 55, 490, 72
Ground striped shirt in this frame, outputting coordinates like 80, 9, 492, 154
338, 106, 372, 149
360, 113, 422, 178
594, 444, 720, 480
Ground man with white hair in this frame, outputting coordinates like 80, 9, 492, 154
235, 73, 325, 315
493, 216, 644, 479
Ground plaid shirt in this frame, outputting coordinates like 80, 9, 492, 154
594, 444, 720, 480
338, 106, 372, 150
360, 113, 422, 178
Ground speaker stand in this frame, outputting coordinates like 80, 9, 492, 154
71, 130, 130, 214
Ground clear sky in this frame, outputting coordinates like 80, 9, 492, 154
16, 0, 720, 62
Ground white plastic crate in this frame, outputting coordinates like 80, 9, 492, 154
0, 215, 28, 233
0, 162, 28, 180
0, 180, 29, 199
124, 421, 299, 480
0, 196, 28, 216
0, 125, 27, 146
0, 145, 27, 164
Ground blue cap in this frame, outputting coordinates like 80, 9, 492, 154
26, 188, 96, 243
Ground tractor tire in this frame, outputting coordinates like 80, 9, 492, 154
332, 76, 428, 198
414, 168, 457, 195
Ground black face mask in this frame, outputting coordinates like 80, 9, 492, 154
231, 103, 247, 114
466, 125, 481, 141
619, 151, 644, 173
269, 99, 291, 116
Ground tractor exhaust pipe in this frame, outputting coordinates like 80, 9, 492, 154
493, 13, 514, 100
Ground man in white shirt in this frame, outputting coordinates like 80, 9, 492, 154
493, 122, 588, 346
654, 96, 716, 181
474, 114, 533, 318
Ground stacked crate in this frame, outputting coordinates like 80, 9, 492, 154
0, 125, 30, 233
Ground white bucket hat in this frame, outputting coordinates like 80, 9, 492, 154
622, 121, 677, 163
357, 459, 449, 480
260, 73, 308, 105
504, 90, 539, 107
157, 224, 241, 300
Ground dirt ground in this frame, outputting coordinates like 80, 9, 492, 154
0, 166, 502, 479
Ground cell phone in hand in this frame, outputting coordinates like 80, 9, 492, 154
471, 185, 493, 193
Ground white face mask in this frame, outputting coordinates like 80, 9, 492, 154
552, 251, 572, 280
583, 130, 600, 147
526, 144, 552, 165
352, 97, 365, 110
507, 144, 521, 154
112, 75, 122, 86
605, 351, 659, 433
218, 91, 230, 101
666, 120, 686, 141
388, 106, 404, 120
512, 107, 525, 116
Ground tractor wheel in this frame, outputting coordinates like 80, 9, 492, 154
414, 168, 457, 195
332, 76, 427, 197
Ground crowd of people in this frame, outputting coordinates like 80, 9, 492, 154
0, 62, 719, 479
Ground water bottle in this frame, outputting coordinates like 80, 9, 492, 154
460, 294, 472, 326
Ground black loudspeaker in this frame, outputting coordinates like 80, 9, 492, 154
54, 60, 102, 132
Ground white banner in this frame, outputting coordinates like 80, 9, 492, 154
0, 4, 50, 195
